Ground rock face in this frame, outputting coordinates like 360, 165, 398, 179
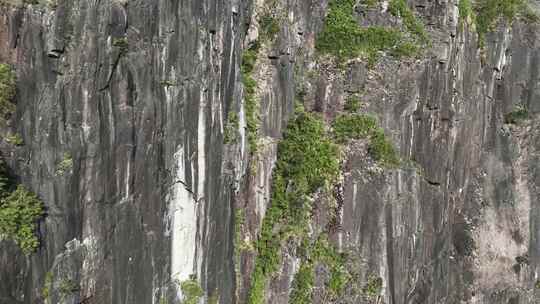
0, 0, 539, 304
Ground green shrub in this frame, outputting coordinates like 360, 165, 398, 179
359, 27, 404, 65
289, 262, 314, 304
0, 64, 16, 120
0, 162, 9, 199
42, 271, 53, 299
344, 95, 361, 112
0, 0, 38, 6
332, 114, 399, 166
363, 0, 378, 8
504, 104, 528, 124
388, 0, 428, 43
311, 236, 350, 296
536, 280, 540, 289
291, 235, 351, 299
179, 277, 203, 304
112, 37, 129, 54
369, 129, 400, 167
332, 114, 377, 143
6, 133, 23, 146
316, 0, 363, 60
56, 153, 73, 176
208, 293, 219, 304
259, 14, 280, 41
391, 41, 420, 58
59, 279, 79, 297
160, 80, 176, 87
521, 6, 540, 23
458, 0, 474, 27
362, 275, 383, 297
328, 264, 349, 296
0, 184, 44, 254
234, 207, 246, 265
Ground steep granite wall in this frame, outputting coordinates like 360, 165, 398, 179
0, 1, 241, 303
0, 0, 539, 304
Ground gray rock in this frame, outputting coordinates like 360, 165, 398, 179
0, 0, 539, 304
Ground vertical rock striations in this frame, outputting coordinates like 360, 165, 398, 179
0, 0, 539, 304
0, 1, 241, 303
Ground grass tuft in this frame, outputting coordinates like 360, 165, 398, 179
179, 277, 203, 304
504, 104, 528, 124
0, 64, 16, 121
332, 114, 400, 167
316, 0, 428, 64
362, 274, 383, 297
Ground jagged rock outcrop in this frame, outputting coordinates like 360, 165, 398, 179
0, 0, 539, 304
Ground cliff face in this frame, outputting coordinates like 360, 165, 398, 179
0, 0, 539, 304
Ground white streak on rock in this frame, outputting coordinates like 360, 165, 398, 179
239, 102, 246, 157
195, 89, 207, 283
169, 147, 197, 296
352, 183, 358, 212
123, 160, 130, 201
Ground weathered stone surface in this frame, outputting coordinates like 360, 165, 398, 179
1, 0, 539, 304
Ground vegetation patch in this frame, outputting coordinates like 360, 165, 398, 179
42, 271, 53, 300
473, 0, 537, 46
259, 14, 280, 41
0, 161, 44, 254
332, 114, 400, 167
0, 64, 16, 121
234, 207, 253, 270
112, 37, 129, 55
369, 129, 400, 167
312, 236, 350, 296
179, 276, 203, 304
160, 80, 177, 87
0, 184, 44, 254
0, 0, 59, 7
208, 292, 219, 304
290, 235, 351, 302
504, 104, 528, 124
247, 109, 340, 304
362, 274, 383, 297
240, 8, 282, 154
6, 133, 23, 146
247, 108, 400, 302
56, 153, 73, 176
242, 42, 261, 154
59, 279, 79, 298
289, 262, 315, 304
391, 41, 420, 58
332, 114, 378, 143
344, 95, 361, 112
316, 0, 428, 64
224, 111, 239, 144
388, 0, 429, 43
362, 0, 379, 8
235, 208, 245, 255
458, 0, 474, 27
